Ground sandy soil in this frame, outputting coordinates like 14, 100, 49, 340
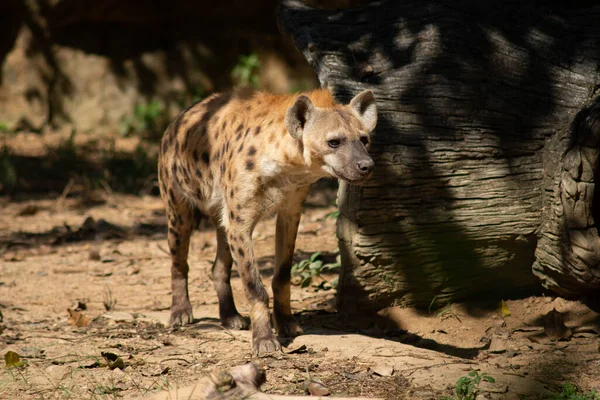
1, 187, 599, 399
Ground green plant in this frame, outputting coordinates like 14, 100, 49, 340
0, 122, 9, 132
120, 100, 166, 139
190, 86, 208, 104
323, 210, 340, 220
551, 383, 600, 400
231, 53, 261, 87
291, 251, 341, 290
442, 370, 495, 400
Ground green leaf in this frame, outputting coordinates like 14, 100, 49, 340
482, 376, 495, 383
300, 276, 312, 288
321, 262, 340, 272
4, 351, 25, 368
309, 252, 322, 262
467, 370, 478, 377
330, 276, 339, 288
309, 260, 323, 271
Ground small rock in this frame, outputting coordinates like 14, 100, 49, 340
371, 364, 394, 377
488, 338, 509, 353
101, 311, 135, 322
71, 301, 86, 311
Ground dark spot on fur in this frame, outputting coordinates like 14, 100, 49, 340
221, 163, 226, 174
229, 189, 234, 198
236, 216, 243, 223
236, 123, 243, 133
229, 211, 234, 220
254, 126, 261, 135
246, 160, 254, 170
222, 121, 227, 130
168, 189, 176, 203
170, 248, 176, 255
196, 168, 202, 176
175, 238, 181, 247
193, 150, 199, 162
202, 152, 210, 164
238, 247, 245, 257
236, 204, 241, 210
248, 146, 256, 156
238, 143, 244, 153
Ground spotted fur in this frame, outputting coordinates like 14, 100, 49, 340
158, 87, 377, 356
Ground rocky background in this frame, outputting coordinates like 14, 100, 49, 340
0, 0, 346, 134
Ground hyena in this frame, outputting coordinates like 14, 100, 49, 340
158, 87, 377, 356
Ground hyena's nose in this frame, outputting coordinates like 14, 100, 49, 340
357, 158, 374, 175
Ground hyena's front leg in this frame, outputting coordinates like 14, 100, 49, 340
273, 188, 309, 337
212, 226, 249, 330
226, 218, 280, 357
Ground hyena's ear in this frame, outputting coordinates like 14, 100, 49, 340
349, 90, 377, 132
285, 95, 314, 140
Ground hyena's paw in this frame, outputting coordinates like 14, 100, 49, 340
274, 314, 303, 337
169, 301, 194, 326
222, 313, 250, 330
252, 334, 282, 357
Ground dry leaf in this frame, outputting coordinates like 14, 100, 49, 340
4, 351, 26, 368
543, 308, 572, 340
101, 351, 125, 370
67, 308, 91, 327
499, 300, 511, 317
18, 205, 40, 216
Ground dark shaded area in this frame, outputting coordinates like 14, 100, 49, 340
278, 0, 600, 316
0, 140, 158, 195
294, 309, 487, 359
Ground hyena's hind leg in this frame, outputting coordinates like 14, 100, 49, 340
212, 226, 250, 330
161, 185, 196, 326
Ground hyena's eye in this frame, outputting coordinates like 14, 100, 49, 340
360, 136, 369, 146
327, 139, 341, 148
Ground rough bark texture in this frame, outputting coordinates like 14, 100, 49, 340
278, 0, 600, 311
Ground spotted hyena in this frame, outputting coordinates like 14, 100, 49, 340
158, 87, 377, 356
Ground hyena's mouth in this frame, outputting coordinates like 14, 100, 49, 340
330, 167, 372, 185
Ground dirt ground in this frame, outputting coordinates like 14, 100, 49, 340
1, 135, 600, 399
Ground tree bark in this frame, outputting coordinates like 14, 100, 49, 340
278, 0, 600, 311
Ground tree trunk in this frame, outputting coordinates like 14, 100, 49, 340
278, 0, 600, 311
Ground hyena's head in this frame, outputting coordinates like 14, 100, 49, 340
285, 90, 377, 184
